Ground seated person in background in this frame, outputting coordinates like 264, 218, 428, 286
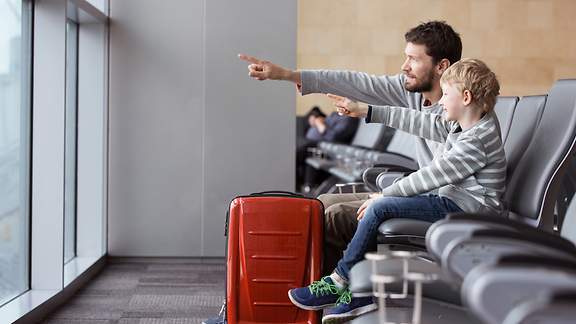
305, 106, 358, 143
288, 58, 507, 323
296, 106, 358, 192
303, 106, 327, 140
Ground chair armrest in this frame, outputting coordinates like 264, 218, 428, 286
463, 257, 576, 324
441, 229, 576, 280
375, 171, 409, 190
426, 213, 548, 265
362, 165, 414, 191
503, 289, 576, 324
370, 164, 416, 173
445, 212, 543, 232
470, 228, 576, 253
362, 167, 389, 192
494, 254, 576, 271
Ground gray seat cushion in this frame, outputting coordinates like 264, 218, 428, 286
378, 219, 432, 237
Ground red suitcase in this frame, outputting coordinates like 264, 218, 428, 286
226, 191, 324, 324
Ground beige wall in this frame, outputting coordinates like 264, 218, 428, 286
297, 0, 576, 115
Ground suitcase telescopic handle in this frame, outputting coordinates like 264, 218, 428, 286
250, 190, 303, 197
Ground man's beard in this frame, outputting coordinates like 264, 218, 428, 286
404, 69, 435, 93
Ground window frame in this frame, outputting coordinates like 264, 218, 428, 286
63, 18, 79, 265
0, 0, 109, 321
0, 0, 34, 308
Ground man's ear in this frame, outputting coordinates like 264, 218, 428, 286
437, 58, 451, 75
462, 89, 473, 106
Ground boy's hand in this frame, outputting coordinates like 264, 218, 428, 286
327, 94, 369, 118
357, 194, 382, 221
357, 193, 383, 220
369, 193, 383, 199
238, 54, 301, 83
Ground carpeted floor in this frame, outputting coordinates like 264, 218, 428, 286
41, 258, 226, 324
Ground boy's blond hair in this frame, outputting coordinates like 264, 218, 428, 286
440, 58, 500, 113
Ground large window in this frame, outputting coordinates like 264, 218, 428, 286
64, 20, 79, 264
0, 0, 32, 306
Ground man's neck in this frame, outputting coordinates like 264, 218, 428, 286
421, 84, 443, 106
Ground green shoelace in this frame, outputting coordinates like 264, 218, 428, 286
308, 277, 352, 305
309, 277, 340, 296
335, 289, 352, 305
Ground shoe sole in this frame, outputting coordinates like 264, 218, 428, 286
321, 303, 378, 324
287, 290, 337, 311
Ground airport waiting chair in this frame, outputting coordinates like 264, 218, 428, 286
305, 120, 400, 196
308, 123, 417, 196
306, 120, 394, 171
328, 130, 419, 184
462, 192, 576, 324
424, 180, 576, 323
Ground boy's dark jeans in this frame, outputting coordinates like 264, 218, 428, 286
334, 194, 463, 281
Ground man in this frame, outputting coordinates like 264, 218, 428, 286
239, 20, 464, 275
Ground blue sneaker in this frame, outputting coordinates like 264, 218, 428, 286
322, 294, 377, 324
288, 276, 346, 310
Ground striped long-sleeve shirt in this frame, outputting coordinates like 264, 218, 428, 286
368, 105, 507, 215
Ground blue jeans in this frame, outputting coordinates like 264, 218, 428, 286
334, 194, 462, 281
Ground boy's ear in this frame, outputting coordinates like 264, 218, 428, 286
462, 89, 473, 106
436, 58, 451, 75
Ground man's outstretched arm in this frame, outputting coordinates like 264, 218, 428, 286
239, 54, 409, 107
239, 54, 301, 83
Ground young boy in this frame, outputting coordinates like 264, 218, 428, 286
288, 58, 506, 323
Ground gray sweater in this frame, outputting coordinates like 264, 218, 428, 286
300, 71, 445, 168
371, 106, 506, 215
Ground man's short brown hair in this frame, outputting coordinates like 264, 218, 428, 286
440, 58, 500, 113
405, 21, 462, 65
